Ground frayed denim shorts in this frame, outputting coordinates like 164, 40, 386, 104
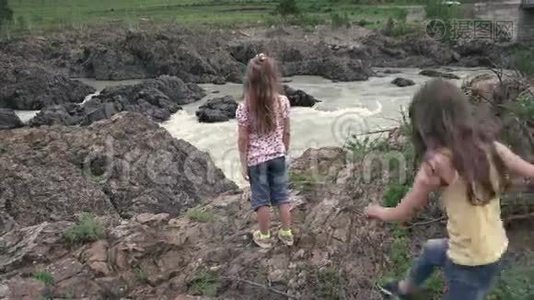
248, 156, 290, 211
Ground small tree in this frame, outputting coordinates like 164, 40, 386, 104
0, 0, 13, 30
276, 0, 300, 17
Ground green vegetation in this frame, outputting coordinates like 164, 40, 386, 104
134, 267, 149, 283
383, 183, 410, 207
289, 171, 318, 193
0, 0, 12, 30
489, 255, 534, 300
186, 207, 216, 223
380, 226, 444, 299
314, 267, 344, 300
511, 45, 534, 76
276, 0, 300, 17
34, 271, 54, 286
64, 213, 105, 245
4, 0, 415, 34
188, 270, 220, 297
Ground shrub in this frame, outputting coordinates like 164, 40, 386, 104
511, 46, 534, 76
64, 213, 105, 245
34, 271, 54, 286
330, 12, 350, 28
275, 0, 300, 17
383, 183, 410, 207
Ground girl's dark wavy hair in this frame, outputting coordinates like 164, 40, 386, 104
409, 79, 506, 205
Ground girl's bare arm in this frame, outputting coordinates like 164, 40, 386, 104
494, 141, 534, 178
283, 117, 290, 152
238, 125, 249, 175
366, 160, 443, 222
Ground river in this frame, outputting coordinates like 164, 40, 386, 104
15, 67, 492, 187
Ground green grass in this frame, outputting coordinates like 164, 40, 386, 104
289, 171, 319, 193
186, 207, 216, 223
383, 183, 410, 207
64, 213, 105, 245
511, 45, 534, 76
188, 270, 220, 297
33, 271, 54, 286
135, 267, 149, 283
314, 267, 344, 300
4, 0, 416, 33
489, 252, 534, 300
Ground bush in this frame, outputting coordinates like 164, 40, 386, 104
383, 183, 410, 207
330, 12, 350, 28
64, 213, 105, 245
275, 0, 300, 17
511, 46, 534, 76
34, 271, 54, 286
0, 0, 13, 30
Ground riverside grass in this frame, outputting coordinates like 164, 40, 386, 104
6, 0, 413, 33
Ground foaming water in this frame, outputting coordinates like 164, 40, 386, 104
162, 68, 493, 187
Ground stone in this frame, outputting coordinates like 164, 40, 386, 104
0, 108, 23, 129
0, 112, 237, 227
196, 96, 238, 123
391, 77, 415, 87
0, 54, 95, 110
283, 85, 321, 107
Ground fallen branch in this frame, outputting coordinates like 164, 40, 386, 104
223, 276, 298, 299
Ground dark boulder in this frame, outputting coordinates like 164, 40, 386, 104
0, 112, 238, 227
196, 96, 238, 123
0, 108, 23, 130
283, 85, 321, 107
419, 69, 460, 80
0, 54, 95, 110
30, 76, 205, 127
391, 77, 415, 87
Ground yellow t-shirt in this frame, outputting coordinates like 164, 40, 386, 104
439, 149, 508, 266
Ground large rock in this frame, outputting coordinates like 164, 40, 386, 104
30, 76, 206, 127
83, 30, 244, 83
196, 96, 238, 123
0, 54, 95, 110
229, 39, 374, 82
283, 85, 321, 107
0, 109, 23, 130
391, 77, 415, 87
0, 145, 394, 299
0, 112, 238, 228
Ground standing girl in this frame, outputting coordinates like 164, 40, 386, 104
236, 53, 293, 249
365, 79, 534, 299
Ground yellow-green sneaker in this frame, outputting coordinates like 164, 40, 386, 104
278, 228, 294, 246
253, 230, 272, 249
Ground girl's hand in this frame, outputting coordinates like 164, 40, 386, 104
364, 204, 387, 221
241, 167, 249, 181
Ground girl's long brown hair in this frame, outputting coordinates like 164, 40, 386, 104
243, 53, 281, 135
409, 79, 506, 205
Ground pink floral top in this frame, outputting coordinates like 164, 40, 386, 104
236, 95, 291, 167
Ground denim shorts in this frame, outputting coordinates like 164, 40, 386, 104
248, 156, 290, 211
